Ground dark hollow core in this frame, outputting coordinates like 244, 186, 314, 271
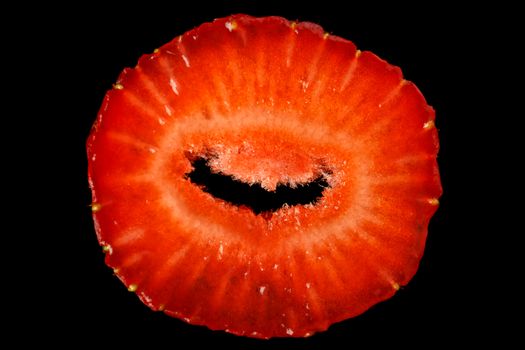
185, 157, 329, 215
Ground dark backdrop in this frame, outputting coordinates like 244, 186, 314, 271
62, 0, 490, 347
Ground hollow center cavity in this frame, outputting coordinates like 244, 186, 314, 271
185, 157, 329, 215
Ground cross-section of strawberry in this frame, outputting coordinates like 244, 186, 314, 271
87, 14, 441, 338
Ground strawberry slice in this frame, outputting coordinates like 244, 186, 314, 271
87, 14, 441, 338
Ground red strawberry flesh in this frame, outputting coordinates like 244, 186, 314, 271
87, 14, 441, 338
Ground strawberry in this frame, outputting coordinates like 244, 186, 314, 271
87, 14, 441, 338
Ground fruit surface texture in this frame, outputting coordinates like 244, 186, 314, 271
87, 14, 441, 338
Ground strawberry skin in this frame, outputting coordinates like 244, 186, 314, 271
87, 14, 441, 338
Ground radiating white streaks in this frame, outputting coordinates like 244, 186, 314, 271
285, 24, 298, 68
114, 228, 145, 247
339, 50, 360, 91
378, 79, 406, 108
169, 78, 179, 95
181, 54, 190, 68
107, 131, 158, 151
258, 285, 267, 295
218, 242, 224, 260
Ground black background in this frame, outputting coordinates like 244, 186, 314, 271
57, 0, 497, 347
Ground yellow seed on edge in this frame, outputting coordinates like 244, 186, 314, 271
91, 203, 102, 213
128, 284, 138, 292
423, 120, 435, 130
113, 83, 124, 90
225, 20, 238, 32
427, 198, 440, 206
